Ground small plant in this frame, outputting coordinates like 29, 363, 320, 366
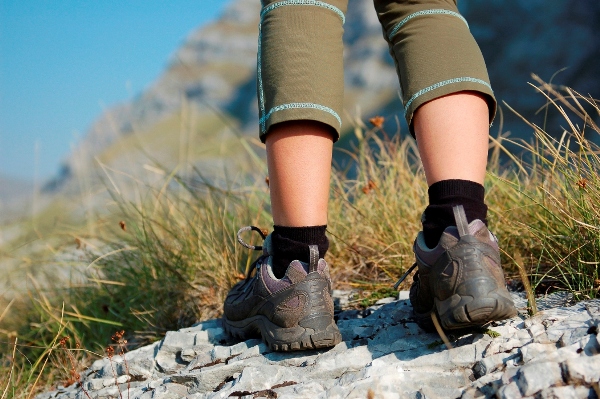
57, 336, 91, 399
358, 287, 398, 308
483, 329, 501, 338
105, 330, 130, 399
426, 340, 445, 349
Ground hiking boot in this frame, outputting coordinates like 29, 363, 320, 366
223, 226, 342, 351
408, 205, 517, 331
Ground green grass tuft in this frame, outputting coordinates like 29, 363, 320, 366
483, 329, 501, 338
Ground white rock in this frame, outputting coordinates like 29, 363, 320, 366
375, 297, 396, 305
126, 387, 147, 399
171, 362, 250, 393
227, 341, 270, 363
85, 379, 106, 391
91, 359, 108, 372
162, 331, 196, 348
194, 327, 227, 343
155, 350, 185, 373
403, 342, 480, 369
35, 297, 600, 399
520, 342, 557, 363
273, 381, 325, 398
116, 375, 130, 384
119, 357, 154, 379
527, 322, 546, 337
180, 348, 197, 362
516, 361, 563, 396
89, 386, 119, 399
398, 291, 410, 300
151, 383, 188, 399
538, 385, 579, 399
148, 379, 165, 389
497, 381, 522, 399
473, 349, 520, 378
564, 354, 600, 384
102, 377, 116, 387
514, 329, 532, 341
574, 386, 597, 398
560, 327, 590, 347
486, 338, 523, 356
210, 345, 231, 361
226, 364, 294, 394
501, 366, 520, 385
309, 345, 373, 379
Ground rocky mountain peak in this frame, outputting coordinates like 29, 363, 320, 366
48, 0, 600, 193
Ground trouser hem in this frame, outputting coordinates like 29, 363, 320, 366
259, 104, 342, 143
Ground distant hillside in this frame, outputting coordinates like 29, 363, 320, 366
45, 0, 600, 195
0, 174, 31, 200
0, 175, 32, 222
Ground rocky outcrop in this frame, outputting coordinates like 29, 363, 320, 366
38, 292, 600, 399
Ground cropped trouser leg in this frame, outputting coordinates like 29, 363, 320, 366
256, 0, 496, 141
373, 0, 496, 134
258, 0, 348, 142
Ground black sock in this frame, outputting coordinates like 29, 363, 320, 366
422, 179, 488, 248
271, 225, 329, 279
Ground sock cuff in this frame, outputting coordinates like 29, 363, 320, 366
428, 179, 485, 203
272, 225, 328, 244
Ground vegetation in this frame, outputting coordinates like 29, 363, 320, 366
1, 83, 599, 396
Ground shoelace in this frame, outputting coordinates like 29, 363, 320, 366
393, 262, 418, 290
237, 225, 267, 250
236, 226, 268, 290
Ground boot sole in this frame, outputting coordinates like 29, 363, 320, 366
415, 284, 517, 332
222, 314, 342, 351
436, 287, 517, 330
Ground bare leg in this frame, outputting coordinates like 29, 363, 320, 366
266, 120, 334, 227
413, 91, 490, 185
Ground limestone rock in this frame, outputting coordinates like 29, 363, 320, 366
515, 361, 563, 396
36, 293, 600, 399
497, 381, 522, 399
564, 354, 600, 384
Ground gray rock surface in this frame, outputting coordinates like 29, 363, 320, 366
37, 292, 600, 399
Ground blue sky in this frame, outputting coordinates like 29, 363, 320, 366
0, 0, 229, 181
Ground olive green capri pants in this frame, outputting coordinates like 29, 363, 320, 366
258, 0, 496, 141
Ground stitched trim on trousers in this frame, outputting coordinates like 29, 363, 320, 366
258, 1, 345, 132
388, 9, 468, 41
260, 102, 342, 134
261, 0, 345, 23
403, 77, 493, 117
258, 24, 266, 124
